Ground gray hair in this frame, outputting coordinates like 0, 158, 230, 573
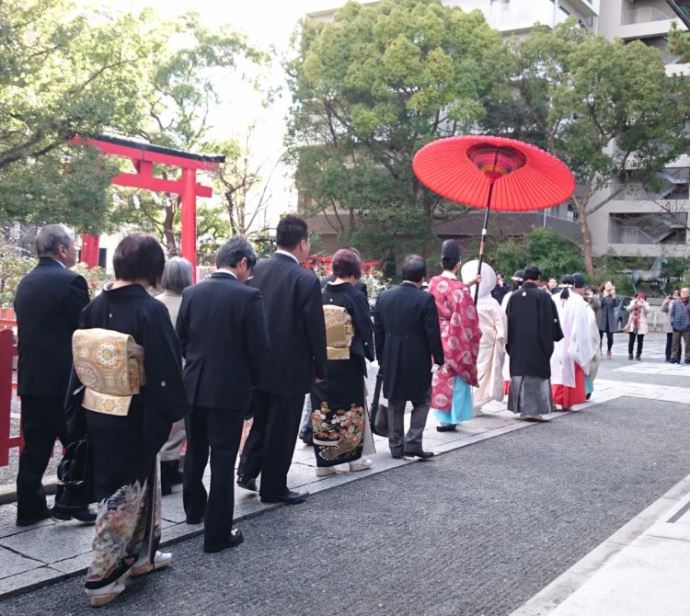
160, 257, 194, 295
34, 224, 73, 257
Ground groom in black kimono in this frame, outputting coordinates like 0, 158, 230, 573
238, 215, 327, 504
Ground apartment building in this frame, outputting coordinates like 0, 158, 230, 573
301, 0, 689, 259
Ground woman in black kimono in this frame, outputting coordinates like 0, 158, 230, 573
311, 248, 375, 476
71, 234, 189, 606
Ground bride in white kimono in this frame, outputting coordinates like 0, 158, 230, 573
461, 261, 507, 413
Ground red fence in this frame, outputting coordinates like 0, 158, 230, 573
0, 327, 21, 466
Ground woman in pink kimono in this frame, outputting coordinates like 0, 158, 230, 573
428, 241, 482, 432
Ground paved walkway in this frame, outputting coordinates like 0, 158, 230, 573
0, 333, 688, 612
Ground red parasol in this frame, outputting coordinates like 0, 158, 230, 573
412, 135, 575, 302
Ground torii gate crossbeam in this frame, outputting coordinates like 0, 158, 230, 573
73, 134, 225, 277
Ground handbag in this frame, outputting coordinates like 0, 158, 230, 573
54, 437, 93, 513
369, 370, 388, 438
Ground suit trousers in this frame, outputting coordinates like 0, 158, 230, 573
183, 406, 244, 549
387, 398, 430, 456
16, 395, 69, 520
238, 390, 304, 499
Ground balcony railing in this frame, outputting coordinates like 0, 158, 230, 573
622, 7, 676, 25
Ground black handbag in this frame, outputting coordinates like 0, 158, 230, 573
55, 437, 93, 513
369, 371, 388, 438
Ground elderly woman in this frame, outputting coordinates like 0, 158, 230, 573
70, 234, 188, 607
311, 248, 375, 476
156, 257, 194, 494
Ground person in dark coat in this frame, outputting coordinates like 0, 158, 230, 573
505, 265, 563, 420
237, 215, 327, 505
373, 255, 444, 459
177, 237, 269, 553
13, 224, 92, 526
73, 234, 189, 607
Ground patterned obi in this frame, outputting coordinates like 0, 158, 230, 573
323, 304, 353, 360
72, 328, 145, 416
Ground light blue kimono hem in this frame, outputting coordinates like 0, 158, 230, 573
433, 376, 473, 426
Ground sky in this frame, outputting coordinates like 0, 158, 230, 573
107, 0, 349, 229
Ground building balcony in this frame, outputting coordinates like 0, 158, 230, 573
486, 0, 570, 33
566, 0, 600, 18
618, 3, 679, 38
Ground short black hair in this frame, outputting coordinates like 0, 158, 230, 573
216, 236, 257, 270
560, 274, 575, 285
523, 265, 542, 281
276, 215, 308, 249
572, 273, 586, 288
113, 233, 165, 287
401, 254, 427, 283
332, 248, 362, 279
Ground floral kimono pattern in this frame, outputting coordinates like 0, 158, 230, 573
428, 275, 482, 411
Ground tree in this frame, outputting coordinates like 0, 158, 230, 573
485, 22, 690, 276
0, 0, 164, 230
107, 12, 267, 254
286, 0, 505, 259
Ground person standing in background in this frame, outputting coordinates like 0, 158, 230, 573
155, 257, 194, 495
596, 281, 617, 359
624, 292, 650, 361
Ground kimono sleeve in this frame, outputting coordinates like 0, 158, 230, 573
142, 303, 190, 425
351, 289, 375, 362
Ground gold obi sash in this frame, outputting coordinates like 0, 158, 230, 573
72, 328, 145, 416
323, 304, 353, 360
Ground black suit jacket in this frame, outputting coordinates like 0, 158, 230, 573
14, 258, 89, 397
374, 282, 444, 402
177, 272, 270, 413
249, 253, 327, 395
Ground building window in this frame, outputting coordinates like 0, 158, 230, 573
608, 212, 688, 245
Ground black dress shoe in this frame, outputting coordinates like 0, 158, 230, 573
237, 476, 258, 492
50, 506, 97, 524
16, 510, 51, 527
260, 490, 308, 505
404, 450, 435, 459
436, 425, 457, 432
390, 452, 404, 459
204, 528, 244, 553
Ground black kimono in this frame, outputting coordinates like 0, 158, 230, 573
310, 282, 374, 467
75, 283, 188, 591
505, 282, 563, 416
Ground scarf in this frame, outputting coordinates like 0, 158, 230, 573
631, 300, 643, 332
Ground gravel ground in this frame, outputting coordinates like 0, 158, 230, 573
2, 396, 690, 616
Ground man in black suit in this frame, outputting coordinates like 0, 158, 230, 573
176, 237, 269, 553
237, 215, 327, 505
374, 255, 444, 459
13, 224, 92, 526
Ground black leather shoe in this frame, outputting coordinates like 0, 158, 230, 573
185, 513, 204, 525
16, 510, 51, 527
236, 476, 258, 492
404, 450, 435, 460
204, 528, 244, 553
261, 490, 308, 505
436, 425, 457, 432
391, 452, 404, 459
51, 506, 97, 524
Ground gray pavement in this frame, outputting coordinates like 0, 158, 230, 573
2, 395, 690, 616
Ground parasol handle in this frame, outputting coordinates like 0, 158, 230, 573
474, 180, 494, 306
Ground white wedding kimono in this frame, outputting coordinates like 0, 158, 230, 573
550, 291, 595, 388
460, 260, 507, 410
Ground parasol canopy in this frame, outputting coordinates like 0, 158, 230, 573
412, 135, 575, 211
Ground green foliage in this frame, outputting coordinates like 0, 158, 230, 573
0, 239, 34, 306
71, 263, 109, 298
0, 0, 163, 229
492, 228, 584, 281
483, 22, 690, 274
287, 0, 505, 258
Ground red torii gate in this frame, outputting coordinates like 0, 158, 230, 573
73, 135, 225, 274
